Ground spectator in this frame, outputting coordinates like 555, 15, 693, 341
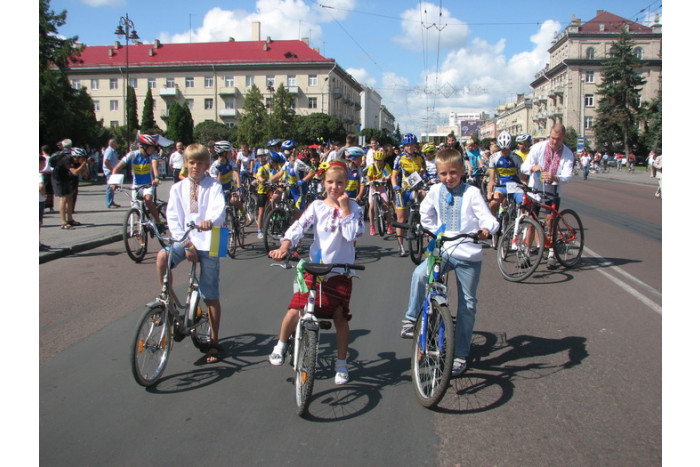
580, 151, 592, 180
647, 150, 657, 178
103, 139, 121, 209
40, 145, 54, 212
653, 154, 662, 198
49, 139, 80, 229
627, 153, 636, 173
169, 142, 185, 182
39, 154, 50, 251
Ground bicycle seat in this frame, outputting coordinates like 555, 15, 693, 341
303, 263, 337, 276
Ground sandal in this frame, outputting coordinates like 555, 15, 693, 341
68, 220, 82, 226
206, 342, 222, 363
61, 224, 75, 230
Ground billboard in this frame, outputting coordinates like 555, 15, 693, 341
460, 120, 481, 138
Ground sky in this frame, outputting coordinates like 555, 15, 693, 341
46, 0, 663, 134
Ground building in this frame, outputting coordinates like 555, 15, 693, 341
494, 93, 533, 137
65, 23, 366, 134
529, 10, 662, 144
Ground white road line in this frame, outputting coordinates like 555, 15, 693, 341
584, 246, 662, 315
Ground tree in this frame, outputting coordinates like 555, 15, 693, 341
140, 87, 157, 132
165, 101, 188, 143
267, 84, 296, 140
126, 85, 139, 139
194, 121, 234, 144
237, 85, 267, 146
593, 29, 646, 155
295, 113, 346, 145
565, 126, 579, 154
181, 104, 194, 144
640, 91, 662, 154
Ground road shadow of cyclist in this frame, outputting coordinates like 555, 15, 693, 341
435, 331, 588, 414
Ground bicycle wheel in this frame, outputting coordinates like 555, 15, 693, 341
372, 197, 385, 237
407, 210, 424, 265
226, 209, 238, 259
131, 304, 172, 387
263, 207, 290, 253
553, 209, 584, 268
497, 217, 545, 282
123, 208, 148, 262
236, 212, 246, 248
411, 300, 454, 408
243, 192, 257, 227
155, 202, 170, 247
295, 325, 318, 416
190, 304, 211, 351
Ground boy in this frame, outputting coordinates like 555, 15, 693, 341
400, 148, 499, 376
156, 144, 227, 363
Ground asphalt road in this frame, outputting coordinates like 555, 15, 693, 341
39, 172, 662, 465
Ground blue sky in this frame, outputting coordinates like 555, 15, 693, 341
47, 0, 663, 133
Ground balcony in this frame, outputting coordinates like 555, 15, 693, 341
159, 86, 179, 97
286, 85, 299, 94
332, 87, 342, 99
219, 108, 238, 117
219, 87, 238, 96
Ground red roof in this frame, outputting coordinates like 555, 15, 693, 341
68, 39, 333, 68
580, 10, 652, 33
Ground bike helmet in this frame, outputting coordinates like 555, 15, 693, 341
214, 140, 233, 154
138, 134, 159, 147
401, 133, 418, 146
256, 148, 268, 156
281, 140, 296, 150
421, 143, 436, 154
345, 146, 364, 159
496, 131, 512, 150
269, 151, 285, 164
515, 133, 532, 144
71, 147, 87, 158
373, 150, 386, 161
266, 138, 282, 148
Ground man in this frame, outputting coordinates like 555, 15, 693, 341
580, 151, 592, 180
169, 141, 185, 182
49, 138, 81, 229
487, 131, 524, 219
363, 138, 380, 167
521, 124, 575, 269
102, 139, 121, 209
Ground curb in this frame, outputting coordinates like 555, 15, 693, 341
39, 233, 123, 264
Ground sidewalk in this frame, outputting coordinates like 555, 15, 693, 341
39, 178, 174, 264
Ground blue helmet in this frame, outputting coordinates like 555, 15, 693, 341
345, 146, 364, 159
269, 151, 285, 164
281, 140, 296, 150
401, 133, 418, 145
267, 138, 282, 148
515, 133, 532, 144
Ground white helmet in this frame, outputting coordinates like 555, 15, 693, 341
497, 131, 512, 150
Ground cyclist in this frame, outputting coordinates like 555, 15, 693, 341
399, 148, 498, 376
514, 133, 532, 163
255, 147, 285, 238
268, 161, 365, 385
392, 133, 426, 257
111, 134, 166, 233
487, 131, 524, 218
210, 141, 244, 213
421, 143, 438, 183
156, 143, 226, 363
236, 142, 255, 187
366, 149, 393, 236
344, 147, 365, 199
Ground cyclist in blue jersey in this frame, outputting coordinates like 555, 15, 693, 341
486, 131, 524, 217
112, 134, 165, 232
464, 138, 483, 177
210, 141, 243, 213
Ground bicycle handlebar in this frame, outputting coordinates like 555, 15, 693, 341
153, 221, 197, 245
392, 222, 481, 244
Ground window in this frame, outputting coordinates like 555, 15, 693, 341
586, 47, 595, 60
204, 76, 214, 88
91, 79, 99, 90
266, 75, 275, 90
109, 78, 118, 90
308, 97, 318, 109
224, 76, 234, 87
110, 100, 119, 111
185, 77, 194, 88
287, 75, 297, 87
246, 75, 254, 88
224, 98, 235, 109
93, 100, 100, 111
290, 99, 296, 110
72, 80, 81, 90
308, 74, 318, 87
148, 78, 156, 89
585, 70, 594, 83
110, 121, 119, 128
584, 116, 594, 129
166, 78, 175, 88
265, 97, 272, 109
204, 98, 214, 110
584, 94, 594, 107
225, 121, 235, 128
185, 99, 194, 110
634, 47, 643, 60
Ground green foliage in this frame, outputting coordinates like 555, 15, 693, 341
267, 84, 296, 140
140, 87, 157, 132
295, 113, 345, 145
126, 85, 139, 138
565, 126, 579, 154
194, 121, 235, 144
166, 101, 193, 144
237, 85, 268, 146
640, 91, 662, 154
594, 29, 646, 154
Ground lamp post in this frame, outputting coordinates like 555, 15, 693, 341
115, 14, 140, 140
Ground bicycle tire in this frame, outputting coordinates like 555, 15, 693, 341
226, 209, 238, 259
263, 207, 290, 253
131, 304, 172, 387
411, 300, 454, 408
242, 192, 256, 227
236, 212, 246, 249
407, 209, 424, 265
155, 202, 170, 247
123, 208, 148, 262
372, 197, 385, 237
497, 217, 545, 282
553, 209, 584, 268
295, 325, 318, 417
190, 302, 211, 351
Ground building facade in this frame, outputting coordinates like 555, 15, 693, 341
529, 10, 662, 144
66, 31, 366, 134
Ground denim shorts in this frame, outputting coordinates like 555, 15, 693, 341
164, 243, 220, 300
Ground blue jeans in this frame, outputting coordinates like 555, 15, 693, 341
405, 255, 482, 358
164, 243, 221, 300
105, 173, 116, 207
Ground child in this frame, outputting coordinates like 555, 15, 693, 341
400, 148, 499, 376
156, 143, 227, 363
365, 149, 393, 236
255, 151, 285, 238
344, 147, 365, 200
210, 140, 243, 212
268, 162, 365, 385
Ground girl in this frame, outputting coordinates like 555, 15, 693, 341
268, 162, 364, 385
365, 149, 393, 236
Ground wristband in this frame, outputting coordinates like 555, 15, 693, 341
393, 185, 400, 191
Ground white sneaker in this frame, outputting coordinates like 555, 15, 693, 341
257, 231, 264, 239
335, 369, 350, 385
268, 351, 284, 366
399, 245, 408, 257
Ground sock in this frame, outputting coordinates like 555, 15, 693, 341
335, 359, 347, 371
274, 341, 288, 355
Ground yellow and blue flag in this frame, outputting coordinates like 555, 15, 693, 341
209, 226, 229, 257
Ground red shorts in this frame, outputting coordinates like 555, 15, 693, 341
288, 272, 353, 321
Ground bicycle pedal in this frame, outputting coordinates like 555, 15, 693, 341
319, 321, 332, 330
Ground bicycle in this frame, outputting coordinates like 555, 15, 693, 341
119, 184, 169, 263
491, 183, 520, 250
263, 183, 298, 253
368, 179, 394, 237
238, 176, 257, 227
130, 222, 212, 387
271, 254, 365, 416
394, 221, 481, 408
224, 191, 246, 259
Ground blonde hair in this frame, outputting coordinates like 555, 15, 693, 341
435, 148, 463, 168
184, 143, 209, 162
323, 161, 349, 182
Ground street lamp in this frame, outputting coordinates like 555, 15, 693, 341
115, 14, 140, 139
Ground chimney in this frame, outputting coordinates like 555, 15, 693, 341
108, 48, 114, 57
149, 48, 155, 56
301, 37, 309, 46
228, 37, 235, 41
266, 36, 271, 44
153, 39, 161, 48
263, 43, 268, 51
114, 40, 121, 49
313, 47, 320, 53
252, 21, 261, 41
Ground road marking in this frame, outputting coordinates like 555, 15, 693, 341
584, 246, 662, 315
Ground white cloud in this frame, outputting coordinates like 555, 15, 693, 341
394, 2, 469, 51
80, 0, 124, 6
346, 68, 375, 87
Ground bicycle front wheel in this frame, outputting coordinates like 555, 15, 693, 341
123, 208, 148, 262
553, 209, 584, 268
497, 217, 545, 282
226, 209, 238, 259
407, 210, 424, 265
411, 300, 454, 408
131, 305, 172, 387
295, 325, 318, 417
264, 208, 290, 253
372, 197, 385, 237
236, 212, 246, 248
155, 202, 170, 247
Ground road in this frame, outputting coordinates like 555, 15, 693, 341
39, 174, 662, 465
